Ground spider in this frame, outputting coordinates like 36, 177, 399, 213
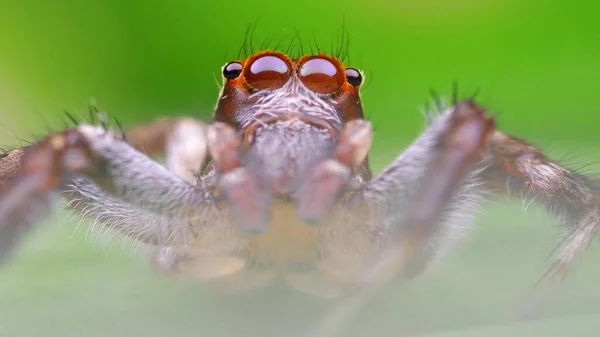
0, 49, 598, 308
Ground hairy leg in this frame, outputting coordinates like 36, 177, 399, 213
362, 100, 491, 277
482, 130, 600, 316
365, 100, 494, 281
63, 115, 209, 236
0, 116, 208, 184
0, 125, 214, 263
307, 100, 495, 337
0, 148, 25, 186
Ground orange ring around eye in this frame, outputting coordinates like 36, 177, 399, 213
243, 52, 292, 90
298, 56, 345, 94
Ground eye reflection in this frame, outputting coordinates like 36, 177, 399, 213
245, 55, 291, 90
250, 56, 288, 74
223, 62, 243, 80
300, 58, 337, 77
299, 57, 344, 94
345, 68, 363, 87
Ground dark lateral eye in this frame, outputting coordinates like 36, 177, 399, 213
345, 68, 363, 87
299, 57, 345, 94
223, 62, 243, 80
244, 55, 290, 90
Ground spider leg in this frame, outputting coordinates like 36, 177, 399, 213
364, 100, 495, 283
0, 148, 25, 186
0, 116, 208, 185
0, 125, 214, 263
61, 116, 209, 237
481, 130, 600, 317
363, 100, 493, 277
64, 117, 213, 257
307, 100, 495, 337
0, 130, 92, 261
126, 116, 208, 183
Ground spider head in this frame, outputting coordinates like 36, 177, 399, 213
214, 50, 364, 134
212, 50, 366, 196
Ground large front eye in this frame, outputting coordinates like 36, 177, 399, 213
244, 55, 291, 90
299, 57, 345, 94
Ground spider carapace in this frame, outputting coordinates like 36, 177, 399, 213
0, 49, 598, 302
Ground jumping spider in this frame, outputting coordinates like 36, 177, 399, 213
0, 50, 598, 307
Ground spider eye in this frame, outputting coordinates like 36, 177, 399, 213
345, 68, 363, 87
298, 57, 344, 94
244, 55, 291, 90
223, 62, 243, 80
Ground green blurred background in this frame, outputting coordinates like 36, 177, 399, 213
1, 1, 600, 336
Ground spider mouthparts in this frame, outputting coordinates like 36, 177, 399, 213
210, 119, 372, 228
296, 120, 372, 224
208, 122, 272, 233
220, 167, 272, 233
296, 159, 351, 224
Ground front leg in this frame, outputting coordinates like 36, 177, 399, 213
363, 100, 491, 276
75, 125, 206, 214
307, 100, 495, 337
0, 125, 214, 263
0, 116, 208, 186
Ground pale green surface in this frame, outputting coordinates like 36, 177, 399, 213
2, 203, 600, 337
1, 1, 600, 336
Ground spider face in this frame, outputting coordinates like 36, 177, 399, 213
212, 51, 367, 197
215, 51, 364, 129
